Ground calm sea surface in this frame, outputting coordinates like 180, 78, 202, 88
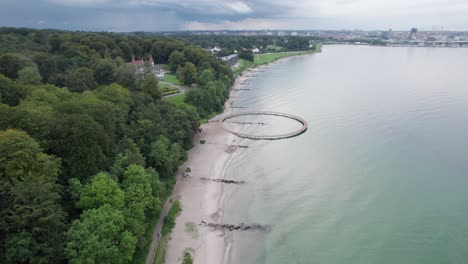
223, 45, 468, 264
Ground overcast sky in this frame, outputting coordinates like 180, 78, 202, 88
2, 0, 468, 31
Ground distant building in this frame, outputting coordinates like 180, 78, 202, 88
209, 46, 221, 53
220, 54, 239, 67
131, 55, 154, 67
252, 47, 260, 53
130, 55, 169, 80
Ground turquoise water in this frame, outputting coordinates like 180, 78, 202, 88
223, 45, 468, 264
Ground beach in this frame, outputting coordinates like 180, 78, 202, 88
165, 57, 310, 264
165, 71, 254, 264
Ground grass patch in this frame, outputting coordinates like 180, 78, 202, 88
165, 94, 186, 105
131, 211, 160, 264
184, 222, 198, 239
234, 50, 318, 76
182, 251, 193, 264
162, 200, 182, 236
163, 74, 181, 85
160, 83, 180, 96
233, 59, 254, 75
153, 235, 169, 264
153, 201, 182, 264
254, 51, 312, 65
200, 112, 219, 124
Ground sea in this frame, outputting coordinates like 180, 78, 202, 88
222, 45, 468, 264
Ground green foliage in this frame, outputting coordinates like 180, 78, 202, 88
199, 69, 214, 87
66, 67, 97, 92
149, 136, 184, 179
239, 49, 254, 62
162, 200, 182, 236
165, 94, 186, 106
177, 62, 197, 85
65, 205, 137, 264
254, 51, 312, 65
116, 63, 138, 91
0, 52, 34, 79
0, 129, 66, 263
121, 165, 161, 244
141, 73, 161, 101
17, 66, 42, 85
47, 113, 110, 181
183, 252, 193, 264
94, 58, 116, 85
77, 173, 125, 210
174, 34, 314, 52
0, 74, 25, 106
163, 73, 181, 85
0, 28, 232, 263
111, 138, 146, 179
168, 50, 186, 72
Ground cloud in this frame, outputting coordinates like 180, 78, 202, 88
184, 18, 291, 30
225, 2, 252, 14
3, 0, 468, 31
46, 0, 112, 6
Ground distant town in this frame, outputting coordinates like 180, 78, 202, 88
154, 29, 468, 48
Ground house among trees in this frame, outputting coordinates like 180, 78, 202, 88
220, 54, 239, 67
130, 55, 167, 79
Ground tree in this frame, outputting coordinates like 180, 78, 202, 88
121, 165, 159, 243
177, 62, 197, 86
47, 113, 109, 182
239, 49, 254, 62
0, 129, 66, 263
33, 52, 58, 82
65, 205, 137, 264
94, 58, 116, 85
149, 136, 183, 179
66, 67, 97, 92
198, 69, 214, 87
217, 48, 233, 57
0, 53, 34, 79
0, 74, 24, 106
141, 73, 161, 101
168, 51, 186, 72
76, 173, 125, 210
110, 138, 146, 179
116, 63, 137, 91
17, 66, 42, 85
0, 129, 61, 182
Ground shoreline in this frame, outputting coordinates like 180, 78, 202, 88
164, 52, 315, 264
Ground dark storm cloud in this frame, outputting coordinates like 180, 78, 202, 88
1, 0, 468, 31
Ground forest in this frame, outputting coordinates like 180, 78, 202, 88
168, 34, 316, 55
0, 27, 233, 263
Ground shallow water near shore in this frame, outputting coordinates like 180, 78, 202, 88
222, 45, 468, 264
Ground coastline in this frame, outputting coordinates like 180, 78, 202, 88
164, 52, 316, 264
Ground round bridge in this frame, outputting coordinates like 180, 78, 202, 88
219, 111, 308, 140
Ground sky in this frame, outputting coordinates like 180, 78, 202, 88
2, 0, 468, 31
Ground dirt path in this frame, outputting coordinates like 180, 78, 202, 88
145, 132, 201, 264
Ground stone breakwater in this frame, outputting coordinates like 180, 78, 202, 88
200, 178, 246, 184
200, 221, 272, 233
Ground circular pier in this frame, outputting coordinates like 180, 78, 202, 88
219, 111, 308, 140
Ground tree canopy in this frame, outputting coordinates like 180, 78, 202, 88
0, 27, 233, 262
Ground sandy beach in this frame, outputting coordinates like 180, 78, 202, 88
165, 61, 297, 264
165, 71, 255, 264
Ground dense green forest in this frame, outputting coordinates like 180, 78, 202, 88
0, 27, 233, 263
167, 34, 316, 54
